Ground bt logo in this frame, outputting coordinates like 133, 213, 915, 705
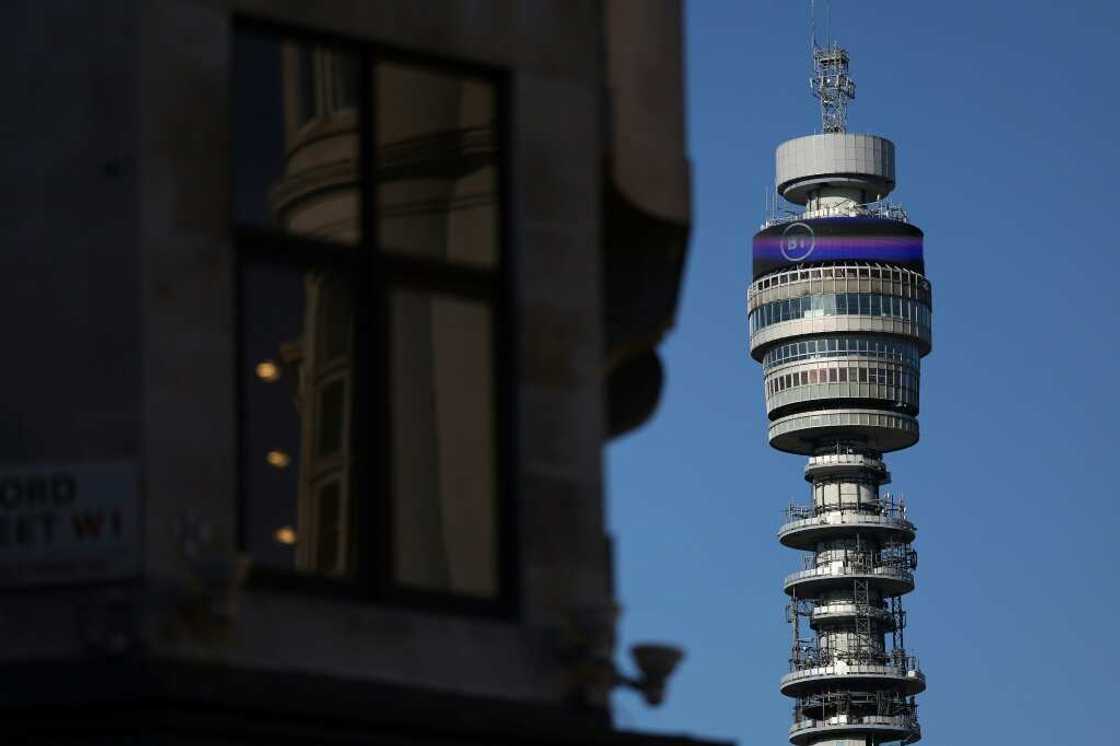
780, 222, 816, 262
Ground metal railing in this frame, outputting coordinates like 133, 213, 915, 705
763, 199, 910, 230
790, 713, 919, 734
783, 495, 909, 523
789, 646, 921, 675
797, 546, 915, 573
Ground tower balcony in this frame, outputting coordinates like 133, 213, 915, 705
803, 451, 889, 482
783, 561, 914, 597
789, 714, 920, 745
779, 654, 926, 697
769, 408, 919, 456
778, 506, 915, 550
750, 314, 931, 363
810, 600, 897, 629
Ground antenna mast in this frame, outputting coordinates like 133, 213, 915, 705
809, 0, 855, 133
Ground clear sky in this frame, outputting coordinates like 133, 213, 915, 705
607, 1, 1120, 744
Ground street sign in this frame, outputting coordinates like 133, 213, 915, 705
0, 462, 140, 587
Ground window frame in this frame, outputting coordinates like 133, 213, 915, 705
231, 17, 518, 619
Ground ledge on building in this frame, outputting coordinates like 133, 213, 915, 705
0, 660, 731, 746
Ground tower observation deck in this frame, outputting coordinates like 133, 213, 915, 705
748, 8, 931, 745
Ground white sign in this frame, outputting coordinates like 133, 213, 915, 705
0, 462, 140, 587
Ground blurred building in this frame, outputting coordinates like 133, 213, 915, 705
0, 1, 725, 745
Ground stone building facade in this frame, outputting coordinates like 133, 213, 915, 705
0, 2, 719, 744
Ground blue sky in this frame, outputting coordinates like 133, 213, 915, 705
607, 1, 1120, 743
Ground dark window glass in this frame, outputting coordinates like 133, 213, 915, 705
298, 47, 317, 124
317, 379, 346, 458
239, 261, 307, 572
318, 273, 353, 363
235, 29, 507, 607
389, 289, 497, 599
241, 260, 358, 573
315, 481, 343, 573
239, 262, 356, 578
233, 34, 359, 243
332, 53, 359, 111
377, 62, 499, 268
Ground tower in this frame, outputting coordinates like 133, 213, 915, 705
749, 6, 931, 745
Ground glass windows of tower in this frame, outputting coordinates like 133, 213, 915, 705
752, 264, 931, 294
762, 336, 921, 370
233, 24, 510, 611
748, 293, 932, 334
764, 364, 919, 399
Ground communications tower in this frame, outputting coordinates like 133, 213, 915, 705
749, 4, 931, 744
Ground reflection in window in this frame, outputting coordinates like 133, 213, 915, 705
240, 263, 355, 578
316, 379, 346, 458
377, 63, 499, 268
332, 53, 359, 111
297, 47, 316, 124
236, 29, 505, 604
390, 290, 497, 598
314, 481, 344, 574
232, 32, 360, 244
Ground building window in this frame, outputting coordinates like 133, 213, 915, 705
233, 23, 510, 612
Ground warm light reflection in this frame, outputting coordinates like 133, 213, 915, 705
256, 360, 281, 382
274, 526, 297, 545
266, 450, 291, 469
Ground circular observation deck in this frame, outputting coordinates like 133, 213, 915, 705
778, 509, 916, 550
811, 601, 897, 629
776, 134, 895, 205
804, 452, 889, 482
769, 408, 918, 455
790, 715, 920, 746
779, 661, 926, 698
784, 562, 914, 597
749, 314, 931, 363
747, 264, 933, 362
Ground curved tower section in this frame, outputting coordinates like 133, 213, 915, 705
749, 28, 931, 746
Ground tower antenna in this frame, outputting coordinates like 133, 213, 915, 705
809, 1, 855, 133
